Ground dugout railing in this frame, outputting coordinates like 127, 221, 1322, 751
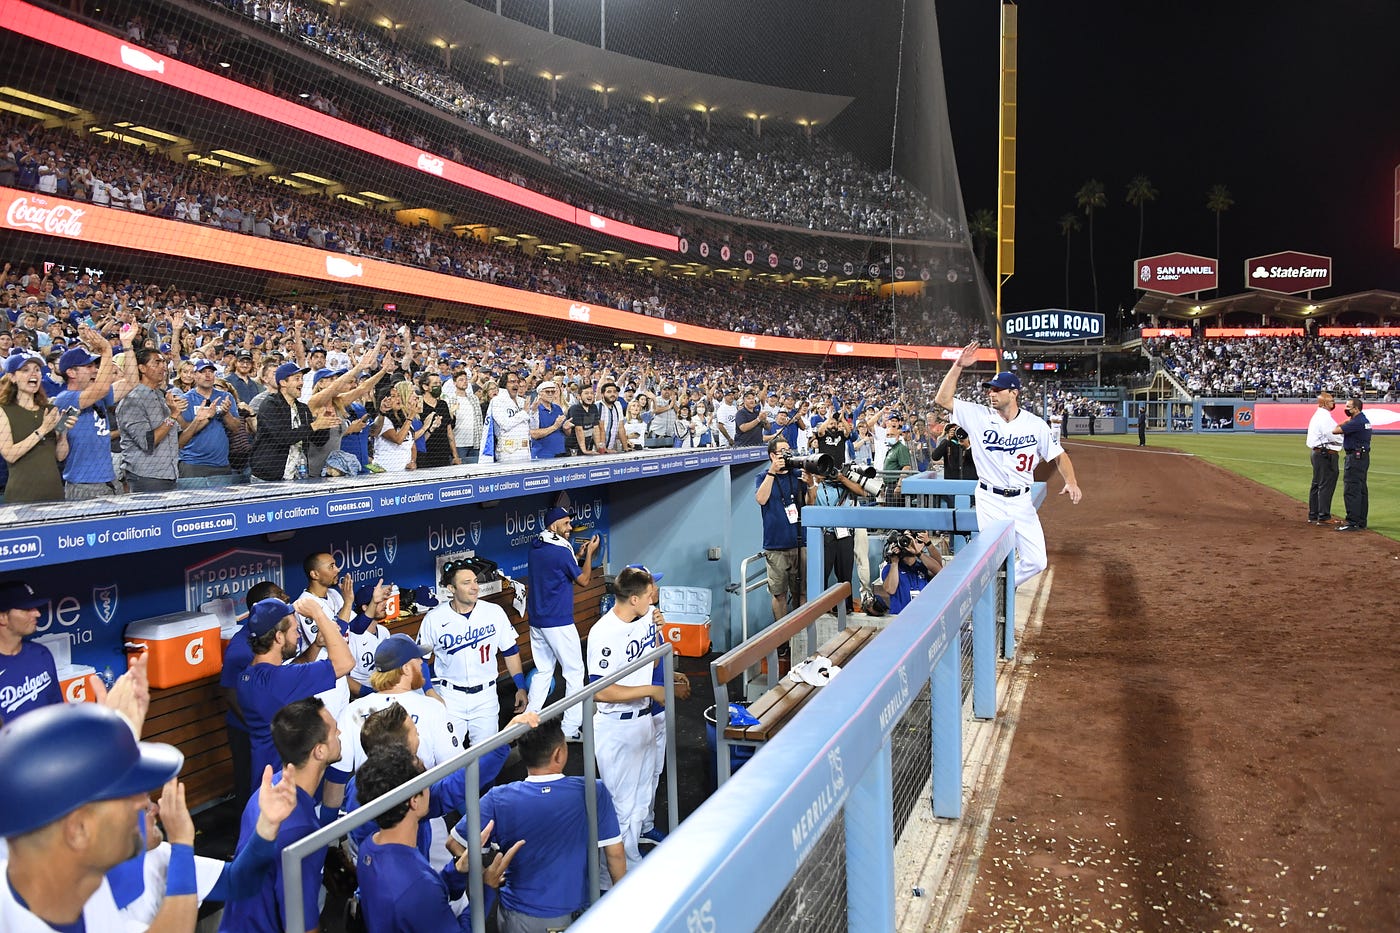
279, 642, 681, 933
573, 504, 1033, 932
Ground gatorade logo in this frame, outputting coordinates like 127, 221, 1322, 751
185, 639, 206, 666
668, 628, 681, 643
65, 678, 89, 702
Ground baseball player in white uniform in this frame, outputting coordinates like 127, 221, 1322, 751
417, 560, 528, 745
296, 552, 356, 719
335, 634, 460, 776
344, 580, 394, 696
586, 566, 666, 868
483, 371, 532, 463
628, 565, 692, 847
936, 342, 1082, 587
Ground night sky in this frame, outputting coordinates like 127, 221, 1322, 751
536, 0, 1399, 316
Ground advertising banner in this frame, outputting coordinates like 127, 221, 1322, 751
1245, 251, 1332, 294
1134, 252, 1218, 295
1251, 403, 1400, 432
1003, 309, 1104, 343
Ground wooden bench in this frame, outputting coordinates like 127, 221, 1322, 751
152, 568, 607, 809
709, 582, 877, 784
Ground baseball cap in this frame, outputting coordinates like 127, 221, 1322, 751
374, 633, 431, 672
536, 380, 557, 392
982, 372, 1022, 391
274, 362, 309, 386
624, 563, 663, 584
544, 506, 574, 525
0, 581, 47, 612
193, 359, 217, 373
353, 581, 382, 609
56, 347, 99, 374
236, 350, 254, 360
0, 703, 184, 837
246, 598, 295, 638
3, 353, 40, 376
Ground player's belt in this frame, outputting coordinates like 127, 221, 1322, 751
979, 481, 1029, 497
598, 709, 642, 719
436, 679, 488, 694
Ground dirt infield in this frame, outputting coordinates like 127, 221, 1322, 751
961, 441, 1400, 931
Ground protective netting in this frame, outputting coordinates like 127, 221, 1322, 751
755, 810, 848, 933
0, 0, 992, 500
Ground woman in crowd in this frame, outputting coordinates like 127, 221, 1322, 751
372, 382, 416, 472
624, 398, 647, 449
0, 355, 74, 502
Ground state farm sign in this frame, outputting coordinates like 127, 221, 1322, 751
5, 196, 87, 238
1245, 251, 1331, 295
1134, 252, 1217, 296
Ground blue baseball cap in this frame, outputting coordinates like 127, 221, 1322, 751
353, 581, 382, 609
0, 703, 184, 837
982, 372, 1021, 391
57, 347, 99, 374
374, 633, 431, 672
246, 598, 296, 638
274, 362, 309, 386
3, 353, 40, 376
544, 506, 574, 525
625, 563, 663, 584
0, 581, 46, 612
193, 359, 217, 373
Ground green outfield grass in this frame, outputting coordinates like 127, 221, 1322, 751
1070, 432, 1398, 542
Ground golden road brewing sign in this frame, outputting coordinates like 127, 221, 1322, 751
1003, 309, 1105, 343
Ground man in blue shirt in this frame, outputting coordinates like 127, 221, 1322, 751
51, 326, 139, 499
450, 719, 626, 929
355, 745, 520, 932
236, 597, 355, 785
0, 580, 61, 722
176, 359, 238, 479
219, 698, 344, 933
879, 531, 944, 615
1333, 397, 1373, 532
525, 506, 600, 741
528, 380, 572, 460
754, 437, 818, 624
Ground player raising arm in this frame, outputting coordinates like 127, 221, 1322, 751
935, 341, 1082, 587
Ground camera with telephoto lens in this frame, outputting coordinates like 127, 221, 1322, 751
946, 424, 969, 443
841, 462, 884, 497
783, 452, 835, 477
884, 530, 918, 559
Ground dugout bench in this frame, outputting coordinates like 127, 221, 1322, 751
709, 582, 878, 785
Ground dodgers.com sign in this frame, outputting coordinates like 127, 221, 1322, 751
1003, 309, 1104, 343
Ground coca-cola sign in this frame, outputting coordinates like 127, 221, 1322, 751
5, 197, 87, 239
1134, 252, 1217, 296
1245, 250, 1332, 295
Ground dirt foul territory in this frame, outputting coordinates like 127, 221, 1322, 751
962, 442, 1400, 931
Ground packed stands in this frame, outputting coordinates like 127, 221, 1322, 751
1147, 336, 1400, 398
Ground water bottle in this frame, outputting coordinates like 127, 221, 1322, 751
296, 461, 309, 481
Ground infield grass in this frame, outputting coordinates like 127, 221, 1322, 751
1067, 433, 1398, 543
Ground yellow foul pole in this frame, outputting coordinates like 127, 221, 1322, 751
996, 2, 1018, 373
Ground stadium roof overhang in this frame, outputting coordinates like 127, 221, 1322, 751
1132, 289, 1400, 324
367, 0, 855, 127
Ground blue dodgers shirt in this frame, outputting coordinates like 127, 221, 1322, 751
878, 560, 934, 615
356, 837, 480, 932
481, 775, 622, 917
53, 387, 116, 484
218, 776, 324, 933
0, 640, 61, 722
180, 387, 235, 467
236, 659, 337, 781
529, 402, 567, 460
755, 469, 807, 550
526, 535, 581, 628
220, 630, 255, 733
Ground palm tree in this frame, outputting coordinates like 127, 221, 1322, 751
969, 208, 996, 281
1058, 212, 1081, 307
1124, 175, 1158, 260
1206, 184, 1234, 289
1075, 179, 1107, 312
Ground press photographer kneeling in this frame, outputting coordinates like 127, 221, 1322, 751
879, 530, 944, 615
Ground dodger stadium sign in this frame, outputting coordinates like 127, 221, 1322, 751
1003, 309, 1105, 343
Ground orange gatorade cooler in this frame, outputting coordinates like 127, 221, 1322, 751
124, 610, 222, 688
657, 586, 711, 658
58, 664, 100, 703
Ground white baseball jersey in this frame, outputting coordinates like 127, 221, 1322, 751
0, 863, 123, 932
485, 389, 531, 462
586, 609, 658, 715
337, 688, 460, 774
952, 399, 1063, 489
417, 600, 518, 688
296, 588, 350, 719
348, 622, 391, 688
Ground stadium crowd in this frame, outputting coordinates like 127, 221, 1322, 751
1148, 336, 1400, 398
0, 116, 985, 346
112, 0, 954, 239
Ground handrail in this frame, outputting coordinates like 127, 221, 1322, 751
280, 641, 678, 933
713, 582, 850, 684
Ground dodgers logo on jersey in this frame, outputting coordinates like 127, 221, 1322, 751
436, 624, 495, 655
981, 428, 1039, 453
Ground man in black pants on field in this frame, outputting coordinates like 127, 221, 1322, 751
1306, 391, 1343, 524
1332, 397, 1372, 533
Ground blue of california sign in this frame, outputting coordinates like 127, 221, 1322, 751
1003, 309, 1105, 343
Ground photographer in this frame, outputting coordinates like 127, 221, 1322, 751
879, 530, 944, 615
813, 461, 879, 614
754, 438, 818, 625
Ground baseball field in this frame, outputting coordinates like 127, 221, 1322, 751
960, 436, 1400, 931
